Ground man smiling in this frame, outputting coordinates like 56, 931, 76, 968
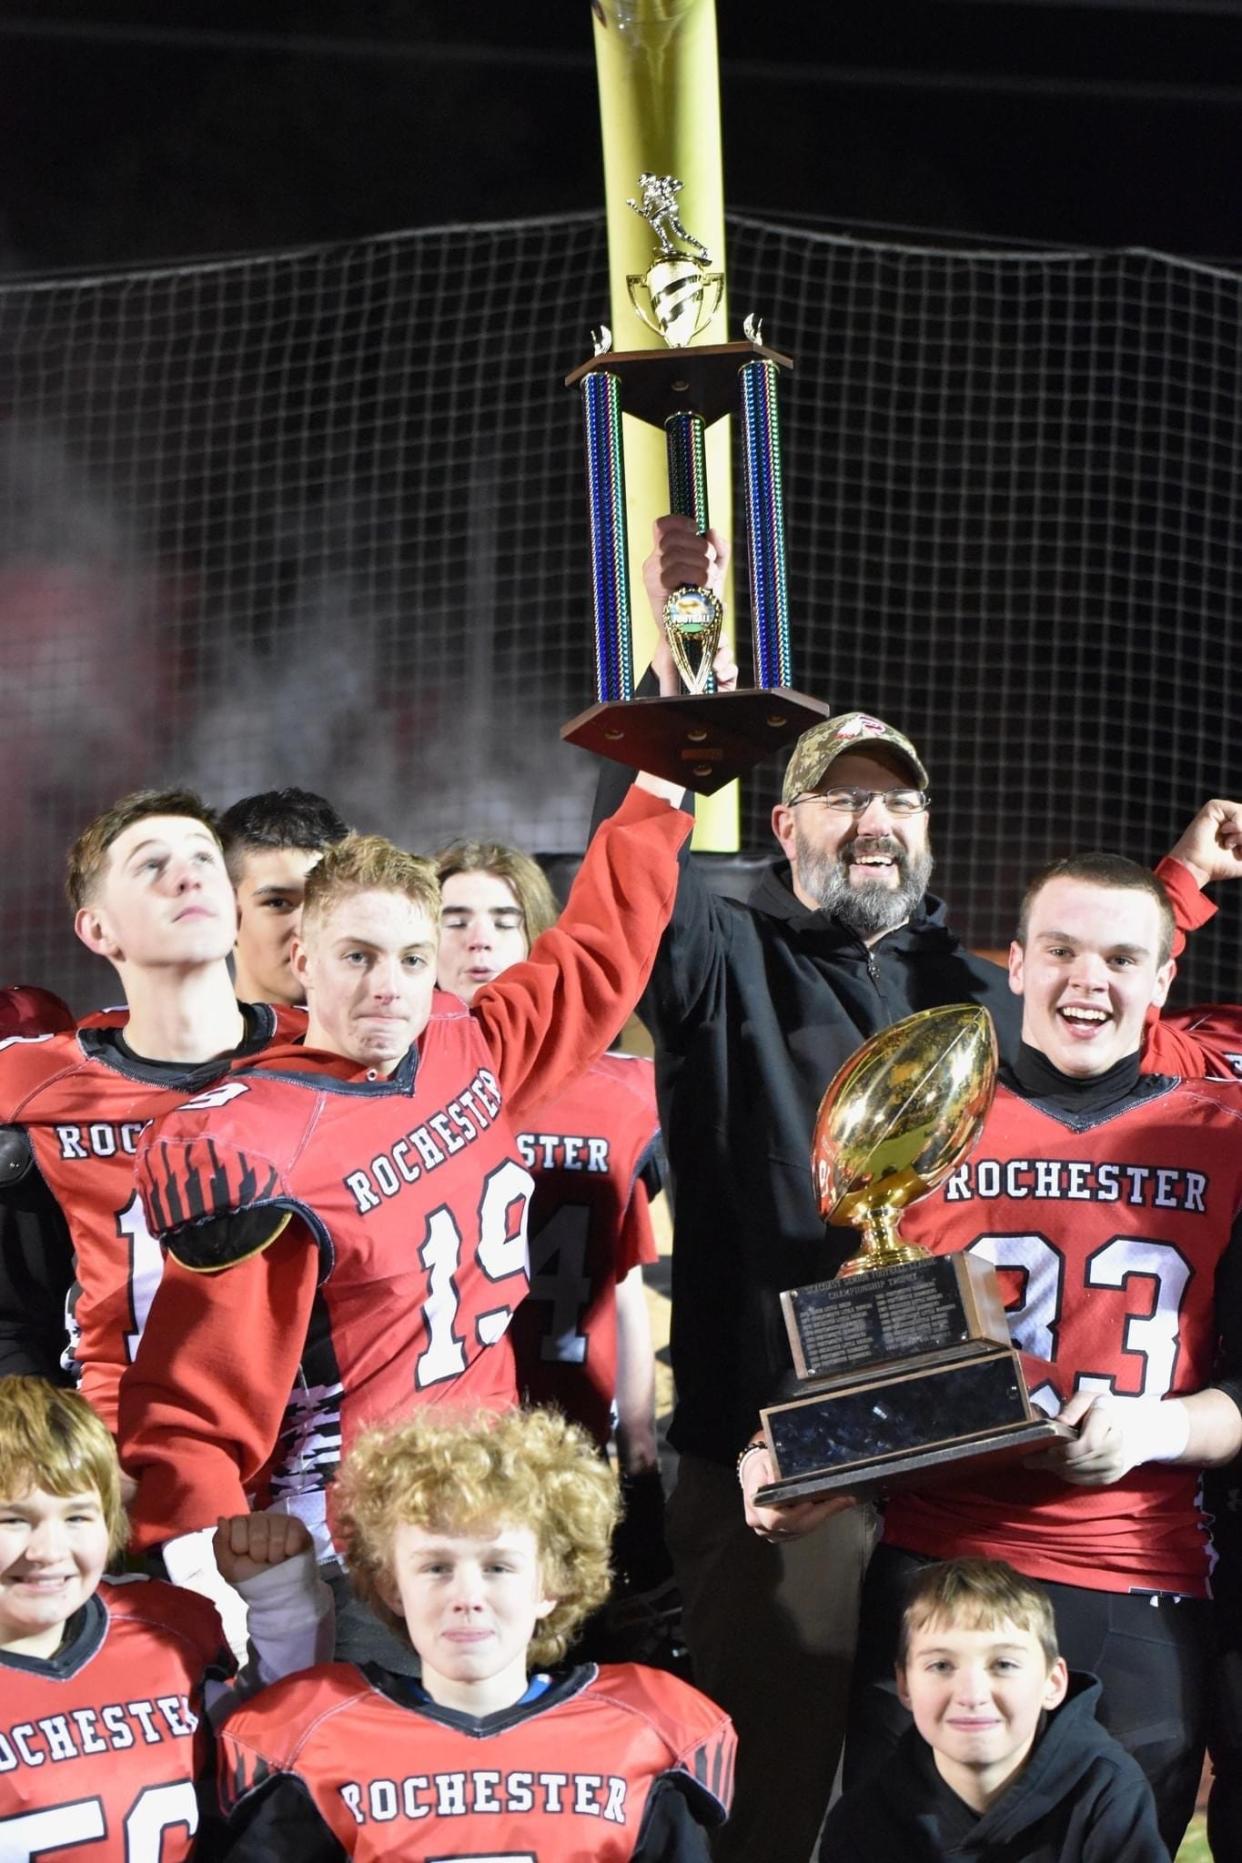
843, 853, 1242, 1854
772, 718, 934, 936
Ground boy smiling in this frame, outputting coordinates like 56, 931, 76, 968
822, 1558, 1167, 1861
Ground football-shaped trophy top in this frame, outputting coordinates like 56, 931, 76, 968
812, 1004, 998, 1273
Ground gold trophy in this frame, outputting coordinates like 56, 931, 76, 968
756, 1005, 1071, 1505
562, 173, 833, 788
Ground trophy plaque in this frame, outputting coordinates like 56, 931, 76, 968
756, 1005, 1071, 1506
562, 174, 833, 792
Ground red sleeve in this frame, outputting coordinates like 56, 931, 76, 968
118, 1219, 319, 1549
1142, 1007, 1242, 1081
470, 788, 690, 1117
1155, 852, 1216, 960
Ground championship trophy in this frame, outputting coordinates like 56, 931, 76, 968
562, 174, 833, 792
756, 1005, 1071, 1505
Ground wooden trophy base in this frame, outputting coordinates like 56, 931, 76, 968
756, 1417, 1073, 1507
562, 688, 835, 794
754, 1344, 1073, 1506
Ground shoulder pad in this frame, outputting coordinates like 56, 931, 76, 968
0, 1032, 78, 1117
0, 1124, 33, 1185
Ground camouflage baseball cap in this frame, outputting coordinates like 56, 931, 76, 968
781, 711, 929, 804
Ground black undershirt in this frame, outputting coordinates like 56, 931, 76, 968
1004, 1040, 1141, 1113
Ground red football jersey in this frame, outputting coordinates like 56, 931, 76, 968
884, 1077, 1242, 1595
511, 1052, 662, 1449
129, 1014, 534, 1559
121, 790, 693, 1555
219, 1660, 734, 1860
0, 1576, 229, 1862
0, 1006, 296, 1430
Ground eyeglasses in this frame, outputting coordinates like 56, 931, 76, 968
789, 787, 931, 818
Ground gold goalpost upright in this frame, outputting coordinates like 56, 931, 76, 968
589, 0, 738, 851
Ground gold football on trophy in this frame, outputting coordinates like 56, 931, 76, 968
812, 1004, 997, 1275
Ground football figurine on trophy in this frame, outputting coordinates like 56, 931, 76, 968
562, 173, 833, 789
756, 1004, 1071, 1505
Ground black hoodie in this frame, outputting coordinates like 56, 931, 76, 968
819, 1673, 1169, 1862
596, 749, 1023, 1462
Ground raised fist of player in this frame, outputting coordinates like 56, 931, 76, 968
1168, 797, 1242, 889
213, 1509, 314, 1586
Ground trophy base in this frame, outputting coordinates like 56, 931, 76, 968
755, 1415, 1073, 1507
562, 688, 835, 794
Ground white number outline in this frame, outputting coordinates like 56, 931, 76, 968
415, 1158, 533, 1387
119, 1190, 164, 1364
0, 1778, 198, 1859
967, 1231, 1194, 1406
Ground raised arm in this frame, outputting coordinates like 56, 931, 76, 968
470, 786, 691, 1116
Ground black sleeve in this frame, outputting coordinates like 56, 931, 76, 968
588, 673, 735, 1047
1078, 1759, 1171, 1863
1212, 1207, 1242, 1410
0, 1128, 75, 1381
219, 1775, 348, 1863
637, 1130, 669, 1202
632, 1774, 722, 1863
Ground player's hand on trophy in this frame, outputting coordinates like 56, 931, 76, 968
643, 514, 736, 696
1031, 1390, 1190, 1487
213, 1509, 314, 1584
739, 1438, 857, 1542
1167, 797, 1242, 888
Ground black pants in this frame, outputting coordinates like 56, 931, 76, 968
843, 1542, 1211, 1859
1205, 1461, 1242, 1859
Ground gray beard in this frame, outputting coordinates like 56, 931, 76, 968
794, 830, 934, 939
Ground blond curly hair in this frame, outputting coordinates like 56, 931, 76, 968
335, 1407, 619, 1666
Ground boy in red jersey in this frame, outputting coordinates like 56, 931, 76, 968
119, 785, 688, 1603
835, 852, 1242, 1854
217, 1406, 734, 1861
434, 843, 663, 1453
0, 1378, 330, 1862
435, 836, 674, 1657
0, 789, 301, 1418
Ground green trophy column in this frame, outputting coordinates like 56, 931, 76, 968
591, 0, 737, 848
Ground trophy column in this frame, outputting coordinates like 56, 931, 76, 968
740, 356, 791, 690
579, 368, 634, 706
561, 171, 833, 794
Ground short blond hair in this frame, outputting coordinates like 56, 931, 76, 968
301, 833, 440, 937
335, 1408, 619, 1665
435, 840, 559, 945
898, 1557, 1060, 1671
66, 788, 220, 911
0, 1378, 127, 1558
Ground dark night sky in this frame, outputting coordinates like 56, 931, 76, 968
0, 1, 1240, 272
